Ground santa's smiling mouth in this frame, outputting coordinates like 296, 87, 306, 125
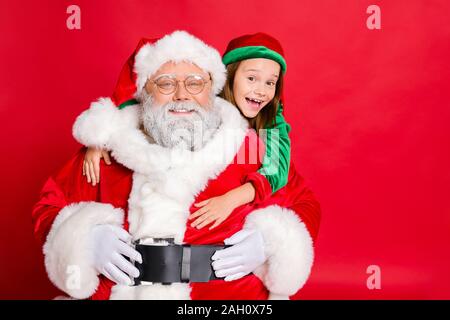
169, 109, 195, 115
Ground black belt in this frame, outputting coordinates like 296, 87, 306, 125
131, 239, 230, 285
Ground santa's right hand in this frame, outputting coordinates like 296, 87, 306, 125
89, 224, 142, 285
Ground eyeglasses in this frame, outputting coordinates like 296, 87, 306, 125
150, 74, 211, 95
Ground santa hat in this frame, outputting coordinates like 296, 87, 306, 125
111, 30, 227, 109
111, 37, 157, 108
222, 32, 287, 73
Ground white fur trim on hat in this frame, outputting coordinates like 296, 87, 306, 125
244, 205, 314, 299
134, 30, 226, 97
43, 202, 124, 299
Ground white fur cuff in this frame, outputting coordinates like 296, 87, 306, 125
43, 202, 124, 299
244, 205, 314, 299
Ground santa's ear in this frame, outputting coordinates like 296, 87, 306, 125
137, 84, 152, 103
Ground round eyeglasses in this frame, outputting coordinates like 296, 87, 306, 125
151, 74, 211, 95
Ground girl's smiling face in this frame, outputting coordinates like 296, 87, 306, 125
232, 58, 281, 118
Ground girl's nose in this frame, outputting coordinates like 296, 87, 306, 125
253, 85, 266, 98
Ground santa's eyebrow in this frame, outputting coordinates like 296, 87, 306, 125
185, 73, 209, 78
154, 73, 208, 80
153, 73, 176, 80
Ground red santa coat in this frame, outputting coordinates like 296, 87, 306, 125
32, 97, 320, 300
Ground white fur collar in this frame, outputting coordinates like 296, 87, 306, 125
73, 96, 250, 178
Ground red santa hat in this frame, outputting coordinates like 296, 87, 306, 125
111, 30, 226, 109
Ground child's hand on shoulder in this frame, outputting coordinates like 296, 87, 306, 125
82, 147, 111, 186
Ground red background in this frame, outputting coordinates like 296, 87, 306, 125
1, 0, 449, 299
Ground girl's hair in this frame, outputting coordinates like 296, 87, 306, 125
219, 61, 284, 132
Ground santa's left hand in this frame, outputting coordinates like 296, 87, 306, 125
211, 229, 266, 281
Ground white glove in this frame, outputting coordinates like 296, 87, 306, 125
90, 224, 142, 285
211, 229, 266, 281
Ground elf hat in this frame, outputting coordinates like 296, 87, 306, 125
111, 30, 227, 109
222, 32, 287, 73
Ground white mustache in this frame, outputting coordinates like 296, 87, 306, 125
141, 96, 221, 151
165, 101, 203, 114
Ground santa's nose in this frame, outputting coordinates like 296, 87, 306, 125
174, 84, 191, 101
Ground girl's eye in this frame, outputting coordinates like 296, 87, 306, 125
247, 76, 255, 81
267, 81, 276, 87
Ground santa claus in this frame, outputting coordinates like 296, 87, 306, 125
32, 31, 320, 300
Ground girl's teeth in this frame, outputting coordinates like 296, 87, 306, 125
246, 98, 261, 104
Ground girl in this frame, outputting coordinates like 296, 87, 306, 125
82, 32, 292, 231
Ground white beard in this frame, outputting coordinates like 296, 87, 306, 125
140, 93, 222, 151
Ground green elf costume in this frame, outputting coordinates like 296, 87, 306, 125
222, 32, 292, 201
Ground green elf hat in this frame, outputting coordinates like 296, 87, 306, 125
222, 32, 287, 73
